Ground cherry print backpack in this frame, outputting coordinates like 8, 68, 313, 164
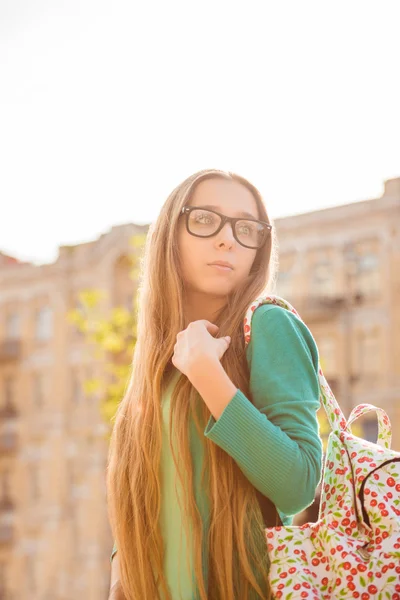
244, 295, 400, 600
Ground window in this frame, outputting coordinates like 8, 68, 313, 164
5, 313, 20, 339
348, 239, 381, 297
26, 555, 36, 593
276, 252, 296, 299
361, 418, 378, 444
0, 561, 6, 591
318, 337, 337, 375
3, 377, 15, 406
125, 293, 134, 311
33, 373, 46, 407
113, 255, 134, 308
68, 295, 86, 340
359, 254, 379, 270
0, 470, 10, 496
356, 253, 380, 296
35, 307, 53, 341
71, 372, 82, 405
30, 464, 40, 500
357, 328, 380, 376
311, 260, 335, 295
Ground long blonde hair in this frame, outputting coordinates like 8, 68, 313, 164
107, 169, 279, 599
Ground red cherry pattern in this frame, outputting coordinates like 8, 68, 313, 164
244, 295, 400, 598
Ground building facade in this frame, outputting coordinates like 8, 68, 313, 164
0, 178, 399, 598
274, 176, 400, 450
0, 224, 146, 600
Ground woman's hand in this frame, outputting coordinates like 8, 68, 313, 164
172, 320, 231, 379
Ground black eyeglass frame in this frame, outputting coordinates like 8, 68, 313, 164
180, 205, 273, 249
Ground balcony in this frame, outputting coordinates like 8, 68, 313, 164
0, 339, 22, 363
296, 293, 365, 322
293, 295, 343, 321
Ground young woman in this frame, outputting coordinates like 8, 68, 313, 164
107, 169, 323, 600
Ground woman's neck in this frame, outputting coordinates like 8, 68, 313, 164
184, 291, 227, 326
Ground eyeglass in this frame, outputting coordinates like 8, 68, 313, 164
180, 206, 272, 250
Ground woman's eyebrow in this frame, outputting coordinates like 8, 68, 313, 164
198, 204, 258, 220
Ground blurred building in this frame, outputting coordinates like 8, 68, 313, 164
0, 224, 146, 600
0, 177, 399, 598
274, 176, 400, 450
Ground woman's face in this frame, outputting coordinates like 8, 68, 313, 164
177, 178, 259, 298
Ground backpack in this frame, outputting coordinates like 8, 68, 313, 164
244, 295, 400, 600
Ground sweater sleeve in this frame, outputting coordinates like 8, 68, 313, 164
204, 304, 323, 516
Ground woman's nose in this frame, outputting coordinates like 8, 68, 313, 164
215, 221, 235, 246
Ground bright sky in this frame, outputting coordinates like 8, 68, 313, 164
1, 1, 399, 266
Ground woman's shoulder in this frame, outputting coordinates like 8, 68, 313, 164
247, 301, 319, 363
250, 302, 303, 329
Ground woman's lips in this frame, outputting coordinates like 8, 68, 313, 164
208, 264, 233, 272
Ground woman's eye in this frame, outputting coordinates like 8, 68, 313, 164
196, 214, 213, 224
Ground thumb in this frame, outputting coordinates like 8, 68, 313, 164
199, 320, 219, 335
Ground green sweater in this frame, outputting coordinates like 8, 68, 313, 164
110, 304, 323, 599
